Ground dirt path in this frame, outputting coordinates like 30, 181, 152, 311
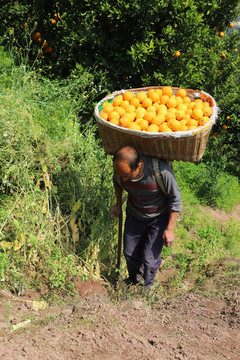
0, 277, 239, 360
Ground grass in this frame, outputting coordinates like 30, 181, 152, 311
0, 44, 240, 302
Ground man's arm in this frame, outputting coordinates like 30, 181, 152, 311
162, 210, 179, 247
110, 186, 123, 218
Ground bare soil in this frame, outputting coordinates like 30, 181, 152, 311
0, 205, 239, 360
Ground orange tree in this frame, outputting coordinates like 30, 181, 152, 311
0, 0, 239, 173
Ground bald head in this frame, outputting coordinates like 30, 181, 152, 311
113, 146, 140, 171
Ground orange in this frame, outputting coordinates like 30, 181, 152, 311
142, 98, 153, 108
144, 111, 156, 124
123, 91, 135, 101
130, 97, 140, 108
136, 92, 147, 103
112, 95, 123, 107
177, 89, 187, 98
109, 118, 119, 125
167, 97, 177, 109
138, 119, 149, 131
155, 89, 162, 97
135, 107, 146, 119
202, 106, 212, 117
169, 119, 181, 131
146, 105, 156, 113
125, 104, 136, 113
33, 32, 41, 40
229, 23, 234, 28
128, 122, 141, 131
219, 32, 224, 37
179, 124, 188, 131
176, 109, 185, 120
165, 111, 176, 121
162, 87, 173, 97
157, 104, 168, 114
160, 95, 169, 105
176, 96, 183, 105
222, 124, 228, 130
193, 102, 203, 110
114, 106, 125, 117
108, 111, 120, 121
187, 119, 198, 127
45, 46, 53, 53
37, 37, 42, 43
103, 102, 114, 114
192, 108, 203, 120
43, 41, 49, 48
100, 110, 108, 120
119, 117, 132, 128
121, 100, 130, 109
147, 124, 159, 132
180, 119, 188, 126
159, 123, 172, 132
147, 89, 155, 97
151, 114, 165, 126
148, 91, 160, 103
175, 51, 181, 57
183, 96, 191, 104
185, 108, 192, 116
187, 102, 195, 109
177, 103, 188, 112
122, 112, 135, 122
52, 19, 57, 25
198, 117, 210, 126
168, 107, 177, 113
183, 114, 191, 122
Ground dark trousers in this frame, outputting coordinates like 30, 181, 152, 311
123, 212, 169, 288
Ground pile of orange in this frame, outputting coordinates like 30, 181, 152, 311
99, 87, 213, 133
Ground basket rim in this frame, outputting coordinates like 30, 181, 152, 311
94, 86, 218, 139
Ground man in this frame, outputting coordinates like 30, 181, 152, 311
110, 146, 181, 289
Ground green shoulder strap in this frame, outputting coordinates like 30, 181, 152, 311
152, 158, 167, 196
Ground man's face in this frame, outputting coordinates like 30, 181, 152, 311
114, 160, 142, 182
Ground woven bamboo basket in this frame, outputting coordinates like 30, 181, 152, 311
94, 86, 218, 162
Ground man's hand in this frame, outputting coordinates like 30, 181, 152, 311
162, 228, 175, 247
110, 204, 122, 218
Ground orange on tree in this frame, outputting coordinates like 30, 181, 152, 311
45, 46, 53, 53
219, 32, 224, 37
175, 51, 181, 57
229, 23, 234, 28
33, 32, 41, 40
222, 124, 228, 130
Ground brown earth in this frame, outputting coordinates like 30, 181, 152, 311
0, 205, 239, 360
